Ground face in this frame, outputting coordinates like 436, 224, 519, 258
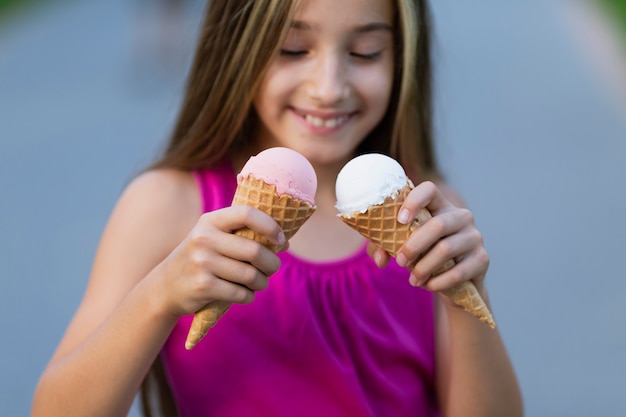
252, 0, 395, 168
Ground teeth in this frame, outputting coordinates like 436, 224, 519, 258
304, 114, 348, 128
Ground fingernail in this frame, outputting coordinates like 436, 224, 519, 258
417, 275, 430, 288
396, 253, 407, 267
373, 251, 382, 266
276, 231, 286, 245
398, 209, 411, 224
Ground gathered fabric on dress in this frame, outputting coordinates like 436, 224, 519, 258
160, 161, 440, 417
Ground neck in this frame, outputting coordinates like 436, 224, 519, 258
311, 153, 357, 212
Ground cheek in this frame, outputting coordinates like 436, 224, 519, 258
362, 68, 394, 113
258, 66, 297, 102
377, 75, 394, 104
254, 67, 281, 110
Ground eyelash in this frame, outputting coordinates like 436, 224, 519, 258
280, 49, 307, 57
279, 50, 382, 61
351, 52, 381, 60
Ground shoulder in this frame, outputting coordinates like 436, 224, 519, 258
120, 169, 200, 222
102, 169, 201, 264
123, 168, 200, 217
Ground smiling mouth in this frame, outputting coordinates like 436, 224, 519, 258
302, 113, 350, 129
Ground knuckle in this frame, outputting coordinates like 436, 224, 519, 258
459, 208, 474, 224
234, 288, 255, 304
198, 211, 216, 227
245, 240, 266, 261
240, 264, 260, 286
240, 205, 260, 222
197, 212, 209, 224
189, 251, 210, 272
421, 180, 436, 194
435, 239, 454, 259
447, 268, 464, 286
475, 247, 490, 267
470, 227, 482, 241
187, 228, 205, 246
187, 237, 206, 256
188, 228, 215, 251
429, 216, 446, 236
190, 272, 214, 294
472, 229, 485, 247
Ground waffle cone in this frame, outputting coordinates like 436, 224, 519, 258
339, 182, 495, 329
185, 175, 316, 350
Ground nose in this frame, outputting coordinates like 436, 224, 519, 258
306, 52, 349, 106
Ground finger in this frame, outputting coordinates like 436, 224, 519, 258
409, 230, 477, 286
275, 241, 290, 253
398, 181, 453, 225
397, 208, 473, 267
189, 266, 257, 305
206, 206, 286, 246
209, 278, 257, 305
183, 236, 274, 306
187, 221, 281, 277
420, 248, 489, 292
207, 254, 271, 292
218, 233, 282, 277
366, 243, 390, 268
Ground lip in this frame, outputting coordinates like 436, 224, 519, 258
292, 108, 354, 134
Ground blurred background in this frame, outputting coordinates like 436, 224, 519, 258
1, 0, 625, 416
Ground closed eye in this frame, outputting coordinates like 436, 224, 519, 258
351, 51, 382, 60
280, 49, 307, 57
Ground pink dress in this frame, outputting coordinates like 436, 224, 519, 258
160, 161, 440, 417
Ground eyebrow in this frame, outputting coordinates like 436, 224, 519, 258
290, 21, 393, 34
354, 22, 393, 34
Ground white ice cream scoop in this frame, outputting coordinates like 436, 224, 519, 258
335, 153, 408, 215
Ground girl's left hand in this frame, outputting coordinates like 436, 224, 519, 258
367, 181, 489, 293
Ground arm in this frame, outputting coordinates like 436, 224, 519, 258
421, 182, 522, 417
31, 169, 285, 417
434, 287, 522, 417
369, 181, 523, 416
428, 183, 522, 416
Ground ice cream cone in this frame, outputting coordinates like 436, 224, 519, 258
185, 174, 316, 350
339, 181, 496, 329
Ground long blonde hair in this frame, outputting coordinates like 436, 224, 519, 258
142, 0, 437, 415
150, 0, 300, 171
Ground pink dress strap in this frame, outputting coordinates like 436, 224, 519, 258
192, 159, 238, 212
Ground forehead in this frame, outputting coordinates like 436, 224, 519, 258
293, 0, 394, 28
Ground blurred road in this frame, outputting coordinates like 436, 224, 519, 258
1, 0, 625, 416
0, 1, 202, 415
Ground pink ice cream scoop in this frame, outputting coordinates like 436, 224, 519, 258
238, 147, 317, 205
185, 147, 317, 350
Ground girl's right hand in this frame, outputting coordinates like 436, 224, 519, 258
152, 205, 286, 318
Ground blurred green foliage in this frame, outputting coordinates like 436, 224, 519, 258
0, 0, 26, 11
599, 0, 626, 41
0, 0, 42, 18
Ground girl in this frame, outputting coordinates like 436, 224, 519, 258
32, 0, 523, 416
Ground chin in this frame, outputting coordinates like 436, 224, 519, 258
260, 132, 362, 168
299, 145, 356, 169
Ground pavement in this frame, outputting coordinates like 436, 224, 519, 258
1, 0, 625, 416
